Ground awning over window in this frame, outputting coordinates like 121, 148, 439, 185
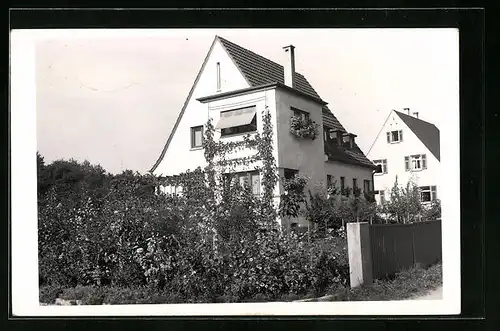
215, 106, 256, 129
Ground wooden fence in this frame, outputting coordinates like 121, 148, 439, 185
369, 220, 442, 279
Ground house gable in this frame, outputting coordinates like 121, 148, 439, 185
367, 110, 441, 194
150, 36, 250, 175
151, 35, 375, 174
394, 111, 440, 161
367, 110, 439, 161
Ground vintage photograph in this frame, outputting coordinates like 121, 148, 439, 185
11, 28, 461, 315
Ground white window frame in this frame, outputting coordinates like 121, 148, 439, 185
405, 154, 427, 171
386, 130, 403, 143
373, 159, 388, 174
420, 185, 437, 202
191, 125, 204, 149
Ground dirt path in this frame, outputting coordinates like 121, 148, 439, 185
412, 286, 442, 300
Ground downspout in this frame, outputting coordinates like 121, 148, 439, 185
371, 169, 376, 225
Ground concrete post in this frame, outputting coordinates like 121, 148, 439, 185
347, 222, 373, 288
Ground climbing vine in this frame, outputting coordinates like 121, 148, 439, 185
257, 108, 278, 227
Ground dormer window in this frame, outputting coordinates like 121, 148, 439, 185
387, 130, 403, 143
216, 62, 221, 92
342, 132, 357, 149
330, 130, 343, 147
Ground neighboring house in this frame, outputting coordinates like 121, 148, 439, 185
150, 36, 377, 228
366, 109, 440, 206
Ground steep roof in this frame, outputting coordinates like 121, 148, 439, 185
217, 37, 321, 100
218, 36, 375, 169
150, 36, 375, 172
324, 140, 378, 170
394, 111, 440, 161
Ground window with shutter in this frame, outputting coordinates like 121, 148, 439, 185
373, 159, 388, 174
420, 186, 437, 202
388, 130, 403, 143
407, 154, 426, 171
431, 186, 437, 200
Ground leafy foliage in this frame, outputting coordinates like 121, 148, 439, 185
289, 116, 320, 140
380, 179, 424, 223
37, 107, 349, 304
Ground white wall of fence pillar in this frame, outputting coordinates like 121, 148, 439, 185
347, 222, 373, 288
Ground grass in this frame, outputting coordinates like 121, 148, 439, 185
39, 262, 442, 305
323, 262, 442, 301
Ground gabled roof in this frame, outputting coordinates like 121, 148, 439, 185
322, 106, 346, 132
324, 140, 378, 170
394, 111, 440, 161
150, 36, 375, 173
217, 37, 321, 100
149, 37, 219, 173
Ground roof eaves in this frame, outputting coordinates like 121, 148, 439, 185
275, 82, 328, 106
196, 83, 278, 103
326, 154, 378, 170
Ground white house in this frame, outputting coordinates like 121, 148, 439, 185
366, 109, 440, 205
150, 36, 377, 228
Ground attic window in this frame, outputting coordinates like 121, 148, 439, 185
387, 130, 403, 143
216, 62, 221, 92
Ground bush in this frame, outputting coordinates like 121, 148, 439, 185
37, 150, 350, 303
59, 286, 106, 305
39, 285, 64, 304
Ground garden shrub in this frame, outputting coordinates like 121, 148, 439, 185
37, 108, 351, 304
59, 285, 106, 305
39, 285, 64, 304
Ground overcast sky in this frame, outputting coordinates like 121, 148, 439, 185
35, 28, 458, 174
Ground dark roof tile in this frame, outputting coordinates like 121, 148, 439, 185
218, 37, 322, 99
394, 111, 440, 161
219, 36, 375, 169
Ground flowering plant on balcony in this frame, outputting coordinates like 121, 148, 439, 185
289, 116, 319, 140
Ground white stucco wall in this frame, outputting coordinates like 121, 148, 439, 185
153, 40, 250, 176
367, 111, 440, 203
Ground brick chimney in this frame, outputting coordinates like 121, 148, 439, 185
283, 45, 296, 88
404, 107, 410, 115
413, 112, 419, 118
